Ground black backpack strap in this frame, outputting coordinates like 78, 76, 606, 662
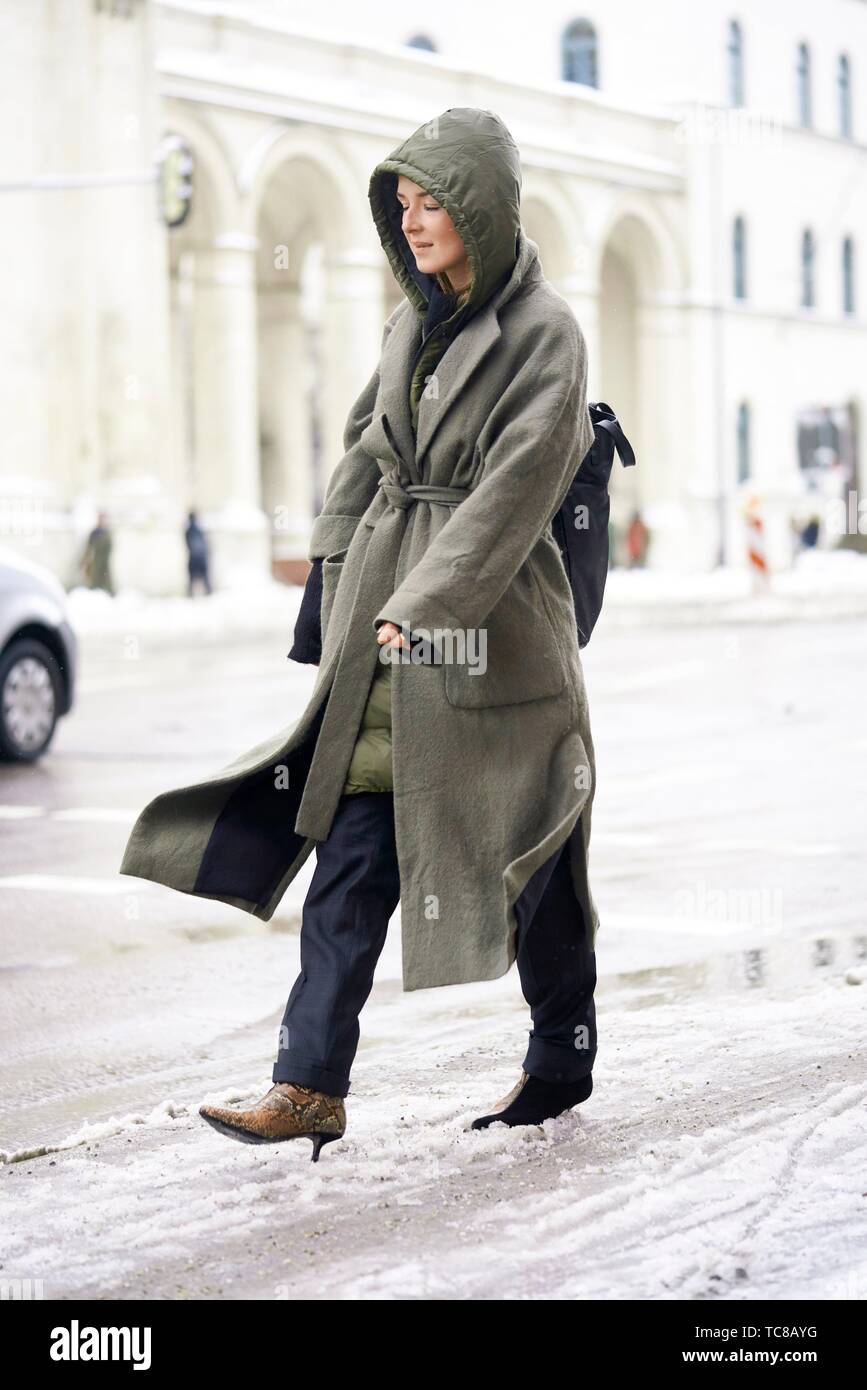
589, 402, 636, 468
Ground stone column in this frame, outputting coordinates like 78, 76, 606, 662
558, 272, 602, 399
633, 292, 698, 569
0, 0, 179, 592
190, 234, 269, 585
320, 250, 385, 497
258, 274, 313, 580
79, 0, 177, 594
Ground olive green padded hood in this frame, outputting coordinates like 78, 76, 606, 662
368, 106, 522, 321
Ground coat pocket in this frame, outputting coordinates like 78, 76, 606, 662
443, 552, 566, 709
321, 547, 348, 641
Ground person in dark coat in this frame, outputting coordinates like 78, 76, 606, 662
185, 510, 212, 597
80, 511, 115, 595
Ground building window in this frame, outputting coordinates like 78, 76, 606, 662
727, 19, 744, 106
562, 19, 598, 87
838, 53, 853, 138
801, 228, 816, 308
736, 403, 751, 485
797, 406, 858, 492
733, 215, 747, 299
797, 42, 812, 127
406, 34, 437, 52
843, 236, 856, 315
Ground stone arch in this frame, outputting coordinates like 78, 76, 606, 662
595, 198, 690, 568
593, 193, 686, 301
244, 128, 388, 576
240, 125, 372, 247
521, 176, 585, 288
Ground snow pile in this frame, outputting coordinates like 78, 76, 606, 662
66, 577, 304, 648
601, 550, 867, 629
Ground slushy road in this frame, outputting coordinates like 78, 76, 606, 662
1, 612, 865, 1300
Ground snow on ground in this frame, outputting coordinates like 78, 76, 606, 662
65, 572, 304, 647
2, 956, 865, 1301
600, 549, 867, 630
1, 598, 865, 1300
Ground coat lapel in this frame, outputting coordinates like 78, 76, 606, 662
413, 308, 502, 470
376, 304, 423, 481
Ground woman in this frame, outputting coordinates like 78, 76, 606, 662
119, 107, 600, 1160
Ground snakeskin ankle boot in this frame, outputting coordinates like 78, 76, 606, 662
199, 1081, 346, 1160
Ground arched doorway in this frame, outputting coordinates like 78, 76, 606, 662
597, 208, 690, 569
249, 135, 387, 581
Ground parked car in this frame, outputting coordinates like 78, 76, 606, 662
0, 547, 77, 761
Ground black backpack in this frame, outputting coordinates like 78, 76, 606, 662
550, 401, 636, 648
290, 400, 636, 665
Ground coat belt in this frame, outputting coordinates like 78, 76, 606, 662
377, 470, 471, 511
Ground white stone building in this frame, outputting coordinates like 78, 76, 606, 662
1, 0, 865, 590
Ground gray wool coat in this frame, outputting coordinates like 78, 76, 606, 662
119, 116, 599, 992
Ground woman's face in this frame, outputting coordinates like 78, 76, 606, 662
395, 175, 471, 291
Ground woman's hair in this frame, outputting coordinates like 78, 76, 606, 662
435, 268, 473, 307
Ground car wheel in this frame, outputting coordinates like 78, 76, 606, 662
0, 638, 63, 761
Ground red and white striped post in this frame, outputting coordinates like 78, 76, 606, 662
744, 494, 770, 594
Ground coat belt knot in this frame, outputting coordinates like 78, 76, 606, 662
377, 470, 472, 513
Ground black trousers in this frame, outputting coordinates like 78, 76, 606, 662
272, 790, 597, 1098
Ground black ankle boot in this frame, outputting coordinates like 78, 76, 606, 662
471, 1069, 592, 1129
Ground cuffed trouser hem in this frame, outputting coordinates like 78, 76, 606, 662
523, 1038, 597, 1085
272, 1053, 350, 1099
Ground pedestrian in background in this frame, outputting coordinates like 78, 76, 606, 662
185, 510, 212, 597
626, 509, 650, 567
79, 510, 114, 595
